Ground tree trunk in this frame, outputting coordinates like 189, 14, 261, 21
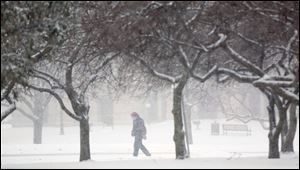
65, 85, 91, 161
268, 133, 280, 158
280, 117, 288, 151
33, 120, 43, 144
266, 94, 280, 159
172, 76, 188, 159
33, 103, 44, 144
266, 92, 289, 159
79, 117, 91, 161
32, 92, 50, 144
282, 104, 297, 153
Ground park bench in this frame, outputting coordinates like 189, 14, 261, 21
211, 122, 220, 135
222, 124, 251, 136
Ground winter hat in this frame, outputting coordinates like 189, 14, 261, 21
131, 112, 138, 117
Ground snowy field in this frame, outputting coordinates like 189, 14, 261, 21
1, 119, 299, 169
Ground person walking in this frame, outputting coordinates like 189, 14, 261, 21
131, 112, 151, 157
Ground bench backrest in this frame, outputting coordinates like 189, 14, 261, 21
223, 124, 249, 131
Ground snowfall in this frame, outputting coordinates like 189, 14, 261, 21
1, 119, 299, 169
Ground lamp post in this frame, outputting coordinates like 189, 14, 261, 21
182, 96, 190, 158
145, 103, 151, 123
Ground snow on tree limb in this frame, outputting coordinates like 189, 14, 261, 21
217, 68, 260, 83
255, 80, 294, 88
33, 69, 65, 89
286, 30, 298, 52
208, 26, 217, 36
207, 34, 227, 49
1, 81, 15, 101
30, 46, 53, 62
191, 65, 218, 82
1, 102, 16, 122
179, 46, 191, 69
190, 50, 202, 72
94, 52, 120, 74
167, 37, 209, 52
274, 88, 298, 104
253, 74, 295, 88
224, 44, 265, 77
235, 32, 263, 47
242, 1, 295, 29
269, 45, 298, 56
26, 84, 82, 121
283, 30, 298, 63
82, 52, 120, 95
131, 54, 180, 83
185, 2, 207, 26
218, 66, 298, 103
254, 83, 299, 104
170, 33, 227, 53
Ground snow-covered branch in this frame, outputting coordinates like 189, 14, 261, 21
81, 52, 120, 95
217, 68, 260, 83
185, 2, 206, 26
1, 81, 15, 101
207, 34, 227, 49
208, 26, 216, 36
166, 37, 209, 52
33, 69, 65, 89
26, 84, 82, 121
224, 43, 265, 76
1, 102, 16, 122
235, 31, 263, 47
30, 46, 53, 62
242, 1, 294, 29
254, 81, 299, 104
190, 50, 202, 72
132, 54, 180, 83
94, 52, 120, 75
269, 45, 298, 56
191, 65, 218, 82
282, 30, 298, 64
139, 1, 163, 15
179, 46, 191, 69
170, 33, 227, 53
253, 75, 295, 88
176, 34, 227, 74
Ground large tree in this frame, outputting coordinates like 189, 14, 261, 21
82, 1, 228, 159
1, 1, 73, 121
26, 40, 118, 161
204, 1, 299, 158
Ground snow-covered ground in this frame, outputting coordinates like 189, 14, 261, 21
1, 119, 299, 169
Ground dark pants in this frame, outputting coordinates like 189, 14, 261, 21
133, 136, 151, 156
